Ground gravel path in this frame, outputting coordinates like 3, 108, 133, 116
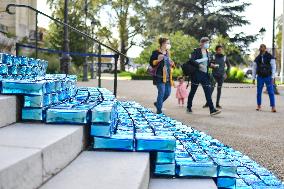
78, 79, 284, 181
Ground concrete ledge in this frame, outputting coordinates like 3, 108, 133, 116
149, 178, 217, 189
41, 151, 150, 189
0, 123, 84, 189
0, 146, 42, 189
0, 95, 17, 128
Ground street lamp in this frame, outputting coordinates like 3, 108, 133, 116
60, 0, 71, 75
259, 27, 266, 43
82, 0, 89, 81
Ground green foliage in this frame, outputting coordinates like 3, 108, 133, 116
36, 52, 60, 74
46, 0, 102, 68
145, 0, 255, 50
276, 15, 282, 49
235, 70, 245, 82
169, 32, 199, 65
135, 31, 198, 66
118, 71, 134, 77
97, 0, 149, 71
227, 67, 244, 82
135, 67, 148, 76
172, 68, 183, 78
229, 67, 238, 78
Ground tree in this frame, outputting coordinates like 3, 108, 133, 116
276, 15, 282, 49
275, 15, 282, 73
146, 0, 255, 50
135, 31, 198, 66
46, 0, 103, 68
98, 0, 148, 71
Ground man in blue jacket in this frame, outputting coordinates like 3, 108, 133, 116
252, 44, 277, 112
187, 37, 221, 116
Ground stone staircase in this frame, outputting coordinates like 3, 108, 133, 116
0, 95, 217, 189
0, 95, 17, 128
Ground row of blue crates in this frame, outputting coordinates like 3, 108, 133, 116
91, 101, 284, 189
0, 53, 282, 188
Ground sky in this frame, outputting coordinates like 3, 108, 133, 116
37, 0, 284, 58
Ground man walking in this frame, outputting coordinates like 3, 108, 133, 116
203, 45, 230, 109
252, 44, 276, 112
187, 37, 221, 116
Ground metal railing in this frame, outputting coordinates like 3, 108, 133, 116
6, 3, 129, 96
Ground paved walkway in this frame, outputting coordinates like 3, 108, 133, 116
78, 78, 284, 181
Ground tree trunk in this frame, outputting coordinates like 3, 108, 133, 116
120, 39, 126, 71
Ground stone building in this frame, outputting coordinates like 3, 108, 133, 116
0, 0, 37, 40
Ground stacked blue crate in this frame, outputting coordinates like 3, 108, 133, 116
92, 101, 135, 151
0, 54, 43, 79
46, 87, 99, 124
134, 106, 176, 176
22, 76, 77, 121
156, 114, 284, 189
0, 53, 283, 189
90, 100, 284, 188
0, 53, 47, 91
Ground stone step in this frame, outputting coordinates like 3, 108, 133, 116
40, 151, 150, 189
0, 95, 17, 128
149, 178, 217, 189
0, 123, 84, 189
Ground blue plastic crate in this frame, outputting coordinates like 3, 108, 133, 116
93, 135, 134, 151
136, 135, 176, 152
22, 107, 45, 121
156, 152, 175, 164
217, 177, 236, 189
46, 108, 89, 124
154, 163, 176, 176
176, 161, 217, 177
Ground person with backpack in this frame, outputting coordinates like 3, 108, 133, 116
203, 45, 230, 109
252, 44, 277, 112
149, 37, 175, 114
186, 37, 221, 116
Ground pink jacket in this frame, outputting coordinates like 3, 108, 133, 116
176, 83, 188, 99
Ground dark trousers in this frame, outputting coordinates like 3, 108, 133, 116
187, 71, 215, 112
211, 75, 224, 106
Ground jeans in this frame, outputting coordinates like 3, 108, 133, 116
211, 75, 224, 106
156, 82, 171, 113
187, 71, 215, 112
257, 76, 275, 107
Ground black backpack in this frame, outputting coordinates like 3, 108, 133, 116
182, 60, 197, 78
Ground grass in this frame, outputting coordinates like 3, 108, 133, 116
118, 71, 134, 77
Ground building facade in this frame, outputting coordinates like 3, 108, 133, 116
0, 0, 37, 39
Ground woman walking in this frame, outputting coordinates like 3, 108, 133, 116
150, 37, 175, 114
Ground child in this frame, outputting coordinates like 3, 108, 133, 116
176, 76, 188, 106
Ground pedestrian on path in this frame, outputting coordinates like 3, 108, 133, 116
252, 44, 277, 112
203, 45, 230, 109
187, 37, 221, 116
150, 37, 175, 114
176, 76, 188, 106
